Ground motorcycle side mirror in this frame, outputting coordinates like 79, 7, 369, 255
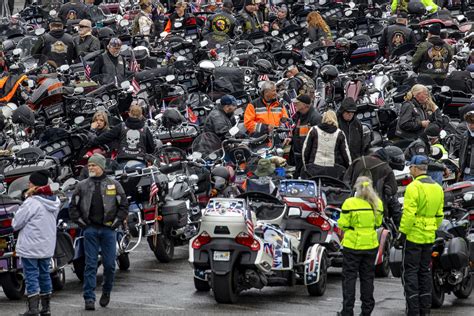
74, 116, 85, 125
271, 30, 279, 37
35, 27, 45, 36
119, 19, 129, 27
199, 40, 208, 48
49, 10, 57, 17
27, 80, 35, 88
288, 207, 302, 218
441, 86, 450, 93
439, 130, 447, 139
229, 126, 239, 136
74, 87, 84, 94
463, 192, 474, 202
12, 48, 22, 56
59, 64, 70, 72
120, 81, 131, 90
174, 22, 182, 28
165, 74, 175, 83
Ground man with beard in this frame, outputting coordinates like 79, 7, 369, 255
90, 38, 130, 84
204, 94, 238, 139
73, 19, 100, 60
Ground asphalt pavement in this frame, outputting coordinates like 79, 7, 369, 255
1, 240, 473, 315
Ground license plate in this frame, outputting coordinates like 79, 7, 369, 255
286, 230, 301, 240
213, 251, 230, 262
0, 239, 6, 249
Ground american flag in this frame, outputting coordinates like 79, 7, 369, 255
244, 204, 254, 237
129, 51, 140, 95
288, 101, 297, 118
149, 173, 159, 204
80, 56, 91, 80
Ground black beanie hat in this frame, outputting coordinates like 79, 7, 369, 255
428, 23, 441, 36
29, 170, 50, 187
425, 123, 441, 137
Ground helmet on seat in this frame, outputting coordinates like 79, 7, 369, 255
319, 65, 339, 83
383, 145, 406, 171
254, 59, 273, 74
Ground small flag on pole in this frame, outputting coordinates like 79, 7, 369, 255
80, 56, 91, 80
129, 51, 140, 95
149, 173, 159, 204
244, 206, 254, 237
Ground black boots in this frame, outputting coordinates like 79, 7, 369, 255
20, 294, 40, 316
39, 293, 51, 316
99, 292, 111, 307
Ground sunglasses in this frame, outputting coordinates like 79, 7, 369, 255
79, 25, 89, 28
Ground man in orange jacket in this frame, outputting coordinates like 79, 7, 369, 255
244, 81, 288, 136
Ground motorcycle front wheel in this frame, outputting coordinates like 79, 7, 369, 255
0, 272, 25, 300
147, 234, 175, 263
307, 253, 328, 296
212, 268, 239, 303
375, 238, 391, 278
431, 273, 445, 308
454, 273, 473, 299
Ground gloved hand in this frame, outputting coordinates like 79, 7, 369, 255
111, 218, 122, 230
76, 218, 87, 229
394, 233, 406, 249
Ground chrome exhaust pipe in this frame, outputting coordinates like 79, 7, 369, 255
171, 227, 186, 237
447, 271, 463, 285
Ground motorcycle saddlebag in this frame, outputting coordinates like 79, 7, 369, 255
350, 44, 379, 65
389, 246, 403, 278
162, 200, 188, 228
54, 231, 74, 267
440, 237, 469, 270
0, 197, 21, 237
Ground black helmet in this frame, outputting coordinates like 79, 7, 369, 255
98, 27, 115, 42
319, 65, 339, 83
211, 166, 230, 190
162, 108, 184, 129
254, 59, 273, 74
383, 146, 405, 171
335, 37, 350, 50
407, 2, 426, 15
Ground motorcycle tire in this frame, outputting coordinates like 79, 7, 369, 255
431, 274, 445, 308
73, 257, 85, 282
453, 274, 473, 299
194, 277, 210, 292
147, 234, 174, 263
375, 238, 391, 278
51, 268, 66, 291
117, 253, 130, 271
0, 272, 25, 300
307, 253, 328, 296
211, 269, 239, 303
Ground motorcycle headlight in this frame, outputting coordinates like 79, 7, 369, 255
357, 113, 364, 120
364, 112, 371, 118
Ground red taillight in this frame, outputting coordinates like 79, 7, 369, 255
0, 219, 12, 228
143, 207, 156, 221
192, 231, 212, 250
235, 232, 260, 251
400, 178, 412, 186
306, 212, 330, 231
469, 212, 474, 221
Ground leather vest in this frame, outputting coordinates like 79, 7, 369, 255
118, 123, 147, 161
295, 72, 315, 97
101, 51, 126, 84
210, 11, 236, 35
419, 42, 450, 76
43, 33, 71, 66
386, 24, 412, 53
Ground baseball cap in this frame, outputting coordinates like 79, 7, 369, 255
294, 94, 311, 105
425, 123, 441, 137
408, 155, 429, 166
221, 95, 237, 106
79, 19, 92, 28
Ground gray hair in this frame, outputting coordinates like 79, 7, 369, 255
260, 81, 276, 93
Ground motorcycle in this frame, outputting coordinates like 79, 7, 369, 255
189, 193, 326, 303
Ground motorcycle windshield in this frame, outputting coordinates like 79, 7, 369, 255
191, 132, 222, 159
17, 36, 41, 59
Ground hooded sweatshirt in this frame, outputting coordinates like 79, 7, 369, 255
337, 101, 364, 160
12, 193, 60, 258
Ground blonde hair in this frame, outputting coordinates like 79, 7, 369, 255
322, 110, 338, 128
129, 103, 143, 119
307, 11, 331, 37
354, 176, 380, 216
92, 111, 109, 130
405, 84, 437, 113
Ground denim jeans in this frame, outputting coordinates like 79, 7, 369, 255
83, 226, 117, 301
463, 174, 474, 181
22, 257, 52, 296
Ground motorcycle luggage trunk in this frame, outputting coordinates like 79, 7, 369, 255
162, 200, 188, 228
350, 44, 378, 65
389, 246, 403, 278
0, 197, 21, 236
440, 237, 469, 270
